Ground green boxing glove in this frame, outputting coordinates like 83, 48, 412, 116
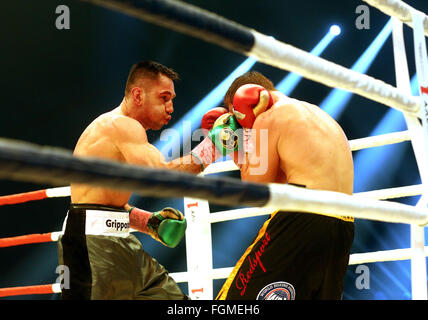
129, 206, 187, 248
146, 208, 186, 248
148, 207, 187, 248
190, 113, 242, 170
207, 113, 242, 156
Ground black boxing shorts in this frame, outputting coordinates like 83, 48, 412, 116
57, 203, 188, 300
216, 208, 354, 300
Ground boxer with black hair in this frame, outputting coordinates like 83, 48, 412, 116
59, 61, 228, 300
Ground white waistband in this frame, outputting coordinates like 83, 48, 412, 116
63, 209, 130, 238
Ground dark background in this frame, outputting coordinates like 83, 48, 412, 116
0, 0, 427, 300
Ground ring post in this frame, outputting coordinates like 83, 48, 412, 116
183, 197, 213, 299
392, 8, 428, 300
409, 10, 428, 300
392, 11, 428, 300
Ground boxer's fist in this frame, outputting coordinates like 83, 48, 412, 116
190, 113, 241, 169
128, 206, 186, 248
207, 113, 241, 156
201, 107, 229, 134
232, 84, 273, 128
149, 207, 187, 248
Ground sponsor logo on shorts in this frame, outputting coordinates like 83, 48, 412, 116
235, 231, 271, 296
256, 281, 295, 300
105, 219, 129, 231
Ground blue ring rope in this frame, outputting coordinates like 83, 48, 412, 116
0, 139, 270, 207
82, 0, 255, 54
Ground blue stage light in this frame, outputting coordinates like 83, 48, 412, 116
276, 25, 341, 95
329, 25, 341, 36
320, 19, 392, 120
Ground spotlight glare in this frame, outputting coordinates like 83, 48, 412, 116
329, 25, 341, 36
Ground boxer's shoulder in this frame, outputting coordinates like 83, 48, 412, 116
107, 114, 147, 139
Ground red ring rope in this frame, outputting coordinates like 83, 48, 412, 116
0, 233, 55, 248
0, 187, 66, 297
0, 190, 48, 206
0, 284, 57, 297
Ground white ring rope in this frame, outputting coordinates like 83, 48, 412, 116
349, 246, 428, 265
205, 129, 414, 177
208, 184, 424, 224
45, 186, 71, 198
363, 0, 428, 36
356, 184, 423, 200
250, 31, 421, 116
348, 130, 411, 151
170, 246, 428, 284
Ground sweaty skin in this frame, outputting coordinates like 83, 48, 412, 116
231, 91, 354, 195
71, 74, 201, 208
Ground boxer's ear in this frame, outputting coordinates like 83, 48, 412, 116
130, 87, 144, 106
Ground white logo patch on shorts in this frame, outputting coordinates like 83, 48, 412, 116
85, 210, 130, 238
256, 281, 296, 300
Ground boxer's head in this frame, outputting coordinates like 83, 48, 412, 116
224, 71, 275, 113
124, 61, 179, 130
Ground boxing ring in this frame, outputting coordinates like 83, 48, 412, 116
0, 0, 427, 299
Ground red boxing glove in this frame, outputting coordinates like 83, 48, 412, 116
201, 107, 229, 135
232, 84, 273, 128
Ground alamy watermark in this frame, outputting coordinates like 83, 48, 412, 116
55, 5, 70, 30
355, 5, 370, 30
355, 265, 370, 290
54, 5, 372, 31
55, 265, 70, 290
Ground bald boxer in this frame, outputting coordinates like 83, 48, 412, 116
58, 61, 227, 300
213, 71, 354, 300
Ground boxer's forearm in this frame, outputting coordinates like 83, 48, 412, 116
167, 154, 204, 174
